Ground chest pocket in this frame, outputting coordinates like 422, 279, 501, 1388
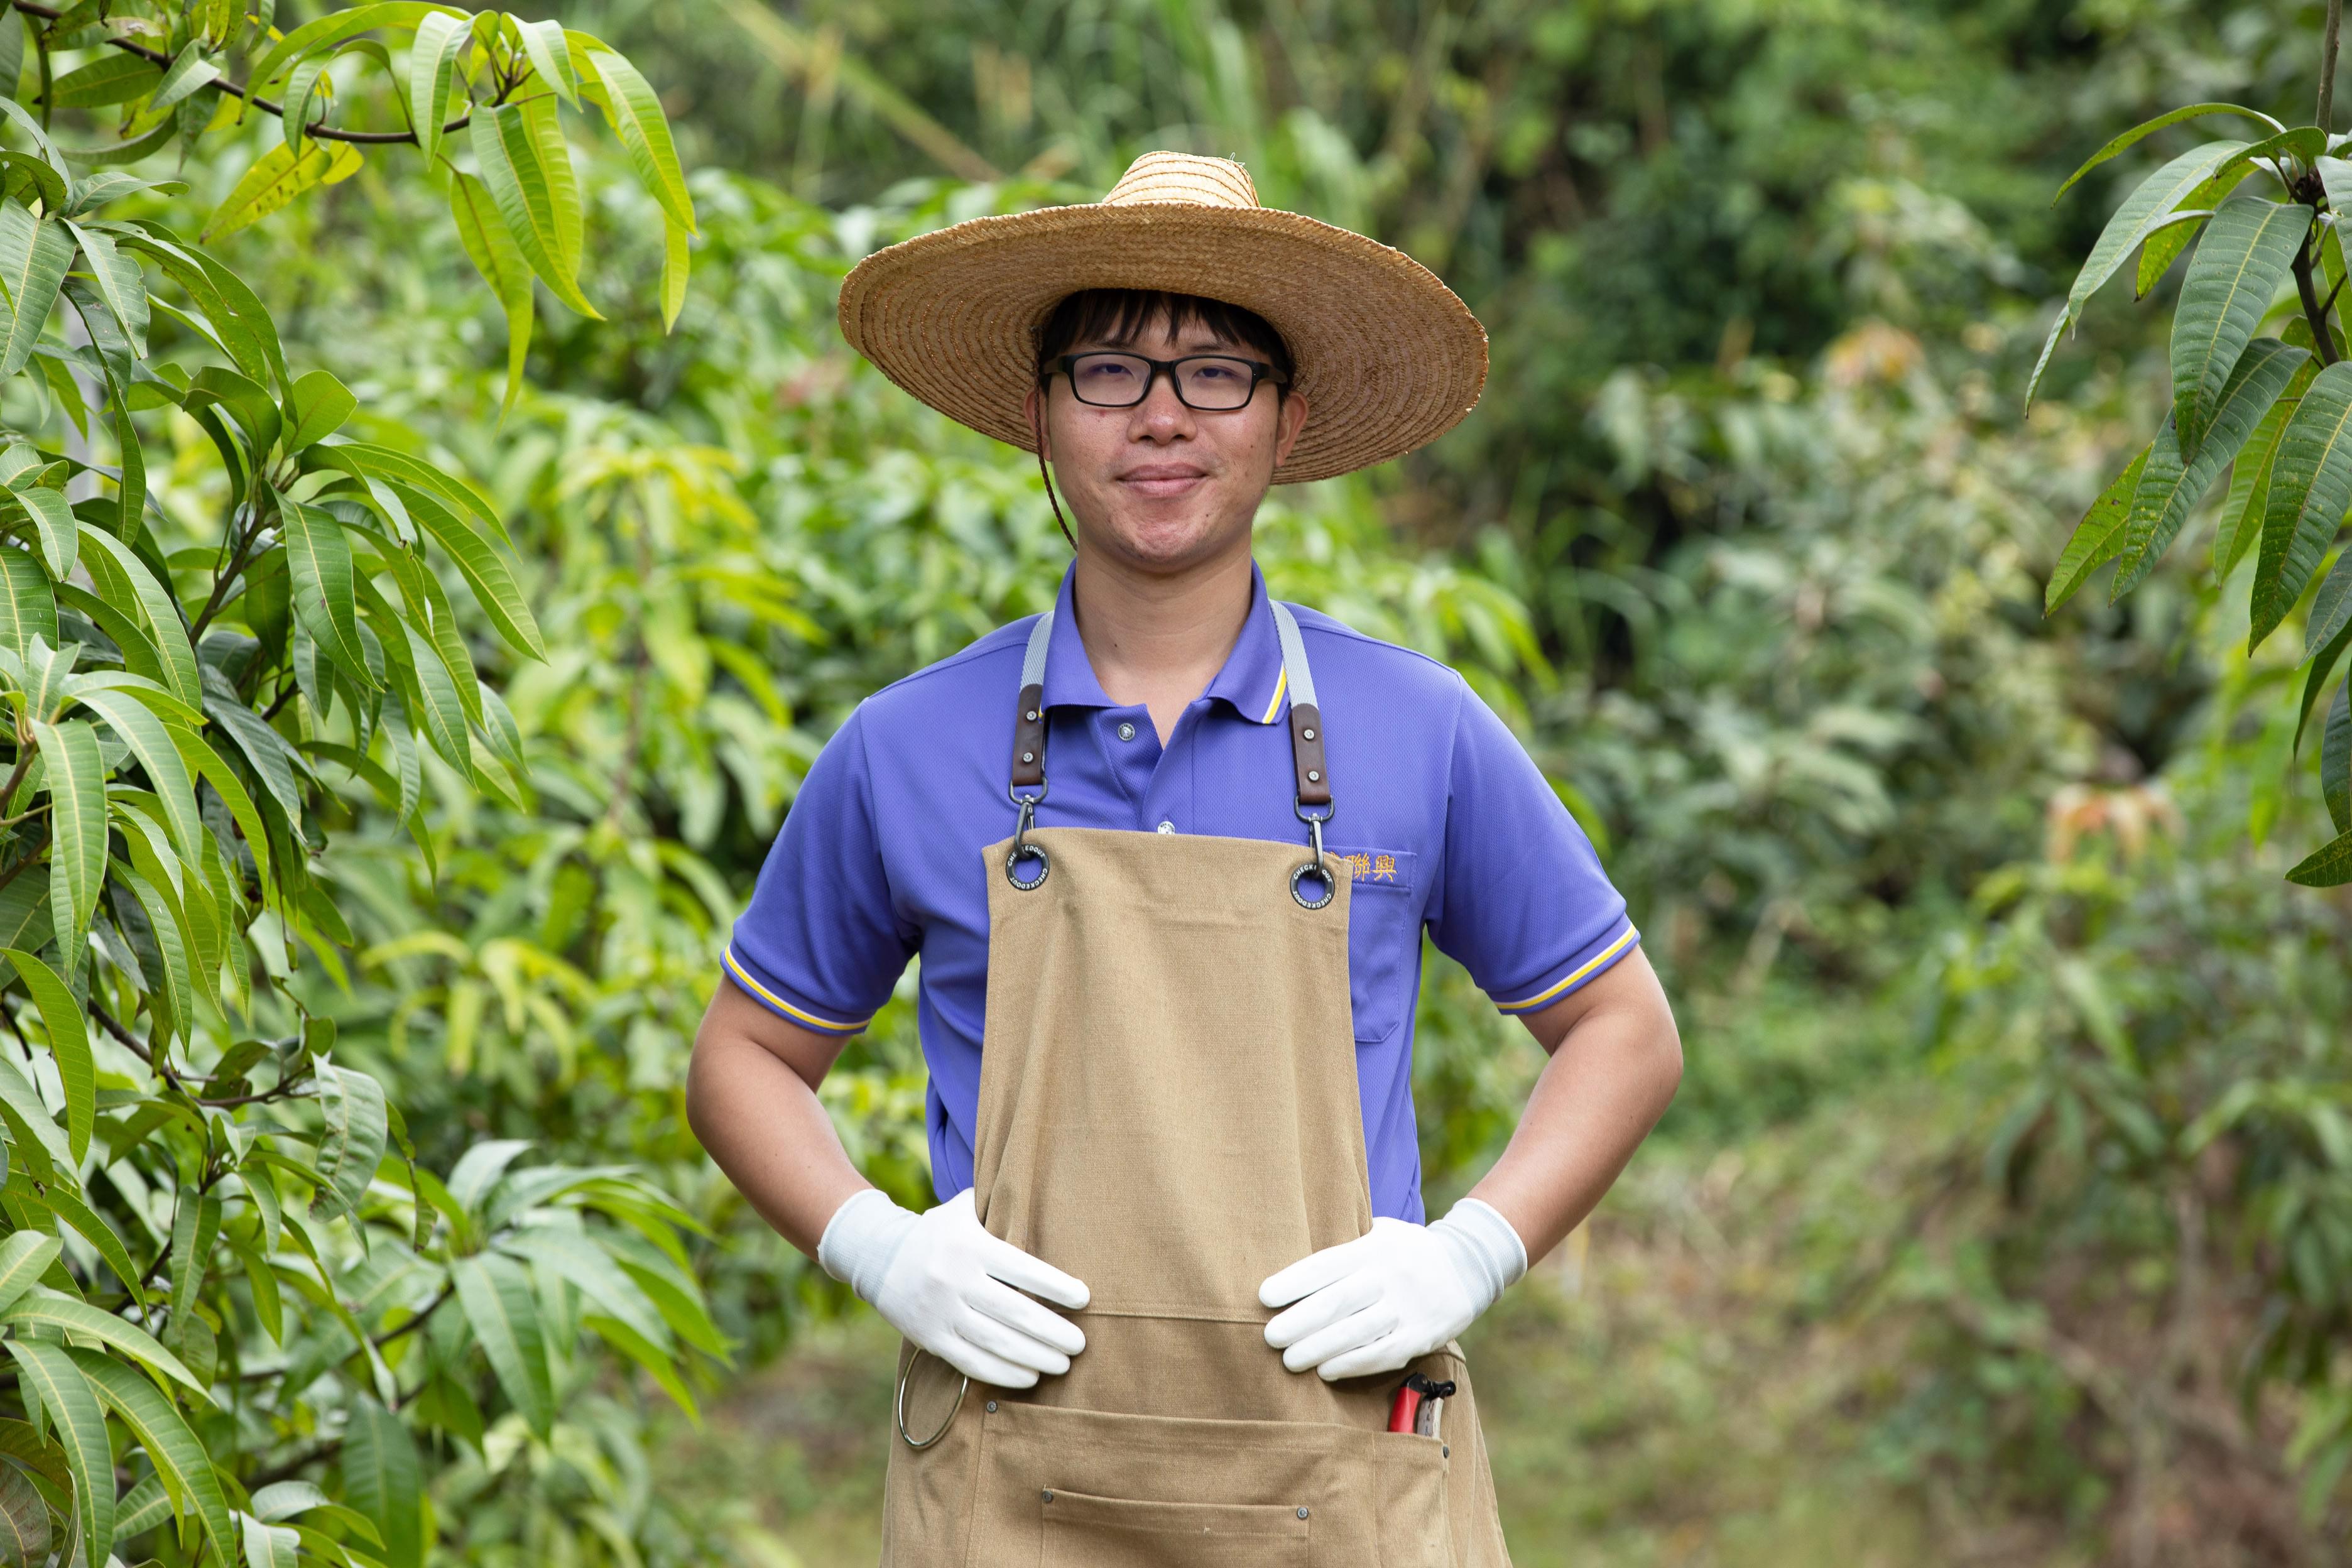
1331, 846, 1418, 1045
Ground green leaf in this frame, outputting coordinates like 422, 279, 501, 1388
0, 548, 43, 660
69, 686, 202, 861
2216, 357, 2314, 581
0, 1232, 55, 1315
2171, 202, 2309, 461
303, 441, 504, 541
114, 224, 288, 391
403, 490, 544, 659
0, 950, 89, 1165
2137, 209, 2209, 298
2053, 104, 2285, 203
449, 170, 533, 416
312, 1062, 388, 1221
148, 41, 221, 112
1, 485, 75, 580
451, 1252, 554, 1437
585, 1310, 699, 1420
2286, 825, 2352, 885
406, 11, 469, 165
75, 525, 198, 709
1, 1342, 108, 1568
0, 1291, 209, 1398
242, 3, 447, 108
587, 46, 692, 232
662, 213, 690, 331
63, 1348, 233, 1562
2115, 339, 2307, 597
284, 369, 356, 452
282, 53, 331, 158
201, 139, 364, 244
2324, 675, 2351, 834
2047, 444, 2148, 612
112, 1474, 170, 1540
173, 724, 271, 892
2310, 549, 2352, 658
2253, 359, 2352, 648
0, 1456, 48, 1565
468, 101, 601, 319
0, 1053, 67, 1184
62, 220, 146, 359
40, 52, 161, 109
242, 1511, 300, 1568
31, 719, 102, 979
520, 18, 578, 108
0, 151, 64, 213
400, 621, 474, 781
281, 498, 376, 690
340, 1395, 423, 1568
0, 12, 22, 107
4, 1176, 141, 1304
0, 205, 75, 383
2028, 140, 2251, 411
497, 1229, 671, 1349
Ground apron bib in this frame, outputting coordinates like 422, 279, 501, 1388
878, 602, 1513, 1567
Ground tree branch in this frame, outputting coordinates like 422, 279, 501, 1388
2294, 234, 2342, 366
2324, 0, 2345, 136
6, 0, 472, 147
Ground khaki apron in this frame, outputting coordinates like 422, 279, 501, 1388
879, 602, 1514, 1567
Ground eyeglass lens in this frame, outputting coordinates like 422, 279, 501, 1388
1066, 354, 1263, 410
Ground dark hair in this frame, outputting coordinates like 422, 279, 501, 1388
1034, 289, 1294, 389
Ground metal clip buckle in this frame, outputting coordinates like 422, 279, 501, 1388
1290, 797, 1335, 910
1005, 788, 1050, 890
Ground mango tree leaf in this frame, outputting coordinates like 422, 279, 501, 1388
519, 19, 577, 107
2047, 444, 2148, 612
312, 1062, 388, 1221
3, 1179, 141, 1304
30, 719, 102, 979
2324, 675, 2351, 834
66, 687, 201, 859
0, 1291, 208, 1398
2115, 339, 2307, 597
2285, 826, 2352, 885
201, 139, 364, 244
0, 1231, 58, 1315
0, 1455, 47, 1565
281, 498, 375, 690
241, 2, 449, 109
1, 484, 75, 580
449, 170, 533, 415
2309, 550, 2352, 656
2028, 140, 2251, 411
112, 222, 288, 391
0, 205, 74, 382
662, 214, 689, 331
406, 11, 469, 165
0, 1052, 67, 1182
2054, 104, 2285, 202
39, 52, 158, 109
2216, 356, 2315, 581
0, 547, 46, 658
0, 949, 89, 1164
587, 46, 692, 232
241, 1512, 300, 1568
61, 220, 146, 358
340, 1395, 423, 1568
451, 1252, 553, 1437
283, 369, 356, 452
113, 1474, 170, 1540
75, 525, 197, 709
173, 724, 271, 891
63, 1348, 232, 1562
0, 1342, 107, 1568
2171, 201, 2309, 461
584, 1310, 700, 1420
2253, 359, 2352, 648
468, 100, 600, 319
496, 1228, 670, 1349
148, 42, 221, 112
403, 490, 543, 658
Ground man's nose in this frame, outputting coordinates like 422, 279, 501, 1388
1128, 372, 1195, 438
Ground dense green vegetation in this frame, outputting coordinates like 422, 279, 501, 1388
0, 0, 2344, 1562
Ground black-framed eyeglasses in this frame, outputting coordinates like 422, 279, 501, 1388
1046, 352, 1287, 411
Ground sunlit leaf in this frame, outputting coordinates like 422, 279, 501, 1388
0, 1342, 107, 1568
2053, 103, 2284, 202
64, 1348, 233, 1560
202, 139, 364, 244
30, 719, 102, 982
452, 1252, 554, 1436
449, 169, 533, 415
0, 205, 74, 382
2046, 444, 2148, 612
0, 949, 89, 1163
587, 46, 693, 232
2170, 202, 2308, 462
2115, 339, 2306, 597
406, 10, 470, 165
468, 100, 600, 318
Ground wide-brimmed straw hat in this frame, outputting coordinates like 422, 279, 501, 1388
837, 151, 1488, 484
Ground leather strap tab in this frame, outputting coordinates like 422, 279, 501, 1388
1290, 701, 1331, 807
1012, 682, 1047, 790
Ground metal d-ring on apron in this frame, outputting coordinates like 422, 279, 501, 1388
879, 598, 1513, 1566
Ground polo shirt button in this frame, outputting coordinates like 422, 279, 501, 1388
1117, 722, 1136, 741
1155, 820, 1175, 834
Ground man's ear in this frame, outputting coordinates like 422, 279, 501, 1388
1272, 389, 1310, 469
1025, 382, 1051, 463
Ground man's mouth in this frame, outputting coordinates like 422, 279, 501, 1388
1117, 464, 1209, 498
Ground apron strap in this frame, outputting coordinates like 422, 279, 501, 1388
1010, 609, 1054, 797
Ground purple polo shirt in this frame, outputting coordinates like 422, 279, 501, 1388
724, 560, 1637, 1222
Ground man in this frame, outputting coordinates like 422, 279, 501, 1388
688, 151, 1680, 1565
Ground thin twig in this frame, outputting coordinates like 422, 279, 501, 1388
2294, 234, 2342, 366
2324, 0, 2346, 136
6, 0, 472, 147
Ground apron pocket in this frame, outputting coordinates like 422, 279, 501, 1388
1040, 1489, 1309, 1567
969, 1398, 1451, 1567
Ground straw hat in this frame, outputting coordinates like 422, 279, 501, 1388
836, 151, 1488, 484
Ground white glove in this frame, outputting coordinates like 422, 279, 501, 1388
1260, 1198, 1527, 1381
817, 1187, 1089, 1388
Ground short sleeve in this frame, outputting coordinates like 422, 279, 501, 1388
1426, 677, 1638, 1015
722, 705, 915, 1035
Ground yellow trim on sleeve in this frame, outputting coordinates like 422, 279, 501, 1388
1497, 925, 1640, 1013
722, 945, 871, 1033
1258, 667, 1289, 726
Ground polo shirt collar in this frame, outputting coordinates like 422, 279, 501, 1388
1038, 559, 1290, 726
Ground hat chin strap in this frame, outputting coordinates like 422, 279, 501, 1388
1031, 400, 1077, 553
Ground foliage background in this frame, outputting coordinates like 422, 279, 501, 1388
4, 0, 2350, 1564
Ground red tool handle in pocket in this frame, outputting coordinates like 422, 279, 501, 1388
1387, 1371, 1452, 1433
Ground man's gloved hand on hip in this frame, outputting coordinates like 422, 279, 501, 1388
1259, 1197, 1528, 1381
817, 1187, 1089, 1388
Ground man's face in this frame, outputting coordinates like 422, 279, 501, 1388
1024, 312, 1310, 576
